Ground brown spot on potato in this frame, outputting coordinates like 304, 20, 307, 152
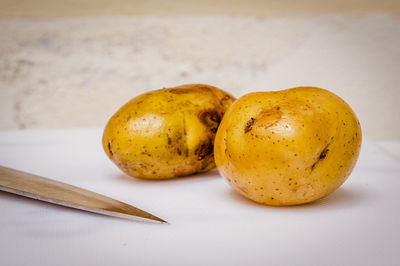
195, 139, 213, 160
167, 84, 216, 95
199, 109, 221, 133
319, 147, 329, 159
166, 87, 199, 94
311, 144, 330, 170
107, 142, 113, 157
244, 117, 256, 133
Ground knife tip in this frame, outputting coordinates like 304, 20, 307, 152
147, 214, 169, 224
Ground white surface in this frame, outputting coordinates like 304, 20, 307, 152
377, 141, 400, 162
0, 128, 399, 266
1, 15, 400, 140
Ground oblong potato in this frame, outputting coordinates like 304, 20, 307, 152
103, 84, 235, 179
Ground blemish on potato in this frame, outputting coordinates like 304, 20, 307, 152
107, 142, 114, 157
194, 140, 213, 160
199, 109, 221, 133
244, 117, 256, 133
311, 144, 329, 170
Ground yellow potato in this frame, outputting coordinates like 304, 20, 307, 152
214, 87, 362, 205
103, 84, 235, 179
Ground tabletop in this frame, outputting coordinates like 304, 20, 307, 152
0, 128, 399, 266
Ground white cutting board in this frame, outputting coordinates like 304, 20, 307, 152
0, 128, 399, 265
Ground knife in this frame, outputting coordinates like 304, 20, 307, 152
0, 166, 167, 223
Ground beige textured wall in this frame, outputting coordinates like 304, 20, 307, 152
0, 1, 399, 140
1, 0, 399, 17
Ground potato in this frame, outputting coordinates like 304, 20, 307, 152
102, 84, 235, 179
214, 87, 362, 205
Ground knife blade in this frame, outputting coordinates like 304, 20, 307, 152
0, 166, 167, 223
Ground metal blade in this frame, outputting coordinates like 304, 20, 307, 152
0, 166, 167, 223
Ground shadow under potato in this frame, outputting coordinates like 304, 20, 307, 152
227, 185, 368, 210
115, 168, 221, 184
116, 167, 368, 209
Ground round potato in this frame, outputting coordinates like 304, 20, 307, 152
214, 87, 361, 205
103, 84, 235, 179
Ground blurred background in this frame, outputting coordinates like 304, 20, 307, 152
0, 1, 399, 143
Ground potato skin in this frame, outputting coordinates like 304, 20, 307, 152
214, 87, 362, 205
103, 84, 235, 179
